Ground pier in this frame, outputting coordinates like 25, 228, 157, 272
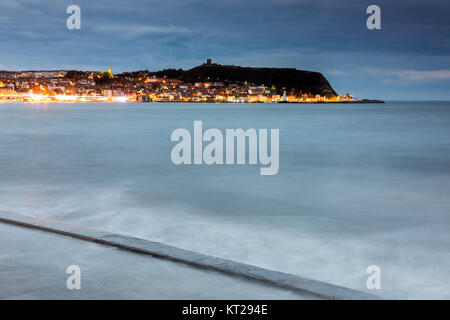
0, 211, 379, 300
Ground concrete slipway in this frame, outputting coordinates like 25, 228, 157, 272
0, 211, 379, 300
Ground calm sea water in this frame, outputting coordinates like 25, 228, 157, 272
1, 101, 450, 299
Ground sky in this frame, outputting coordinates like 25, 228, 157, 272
0, 0, 450, 99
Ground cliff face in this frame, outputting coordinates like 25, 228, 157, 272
150, 63, 337, 97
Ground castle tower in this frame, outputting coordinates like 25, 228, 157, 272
107, 68, 114, 78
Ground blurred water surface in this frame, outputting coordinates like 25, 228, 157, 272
1, 101, 449, 299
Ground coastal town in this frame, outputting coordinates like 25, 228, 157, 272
0, 61, 357, 104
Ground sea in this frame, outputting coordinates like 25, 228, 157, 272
0, 101, 449, 299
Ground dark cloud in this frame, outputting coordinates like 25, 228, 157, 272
0, 0, 449, 99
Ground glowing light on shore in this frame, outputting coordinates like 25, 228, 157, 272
55, 95, 77, 101
29, 94, 46, 101
113, 96, 129, 102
